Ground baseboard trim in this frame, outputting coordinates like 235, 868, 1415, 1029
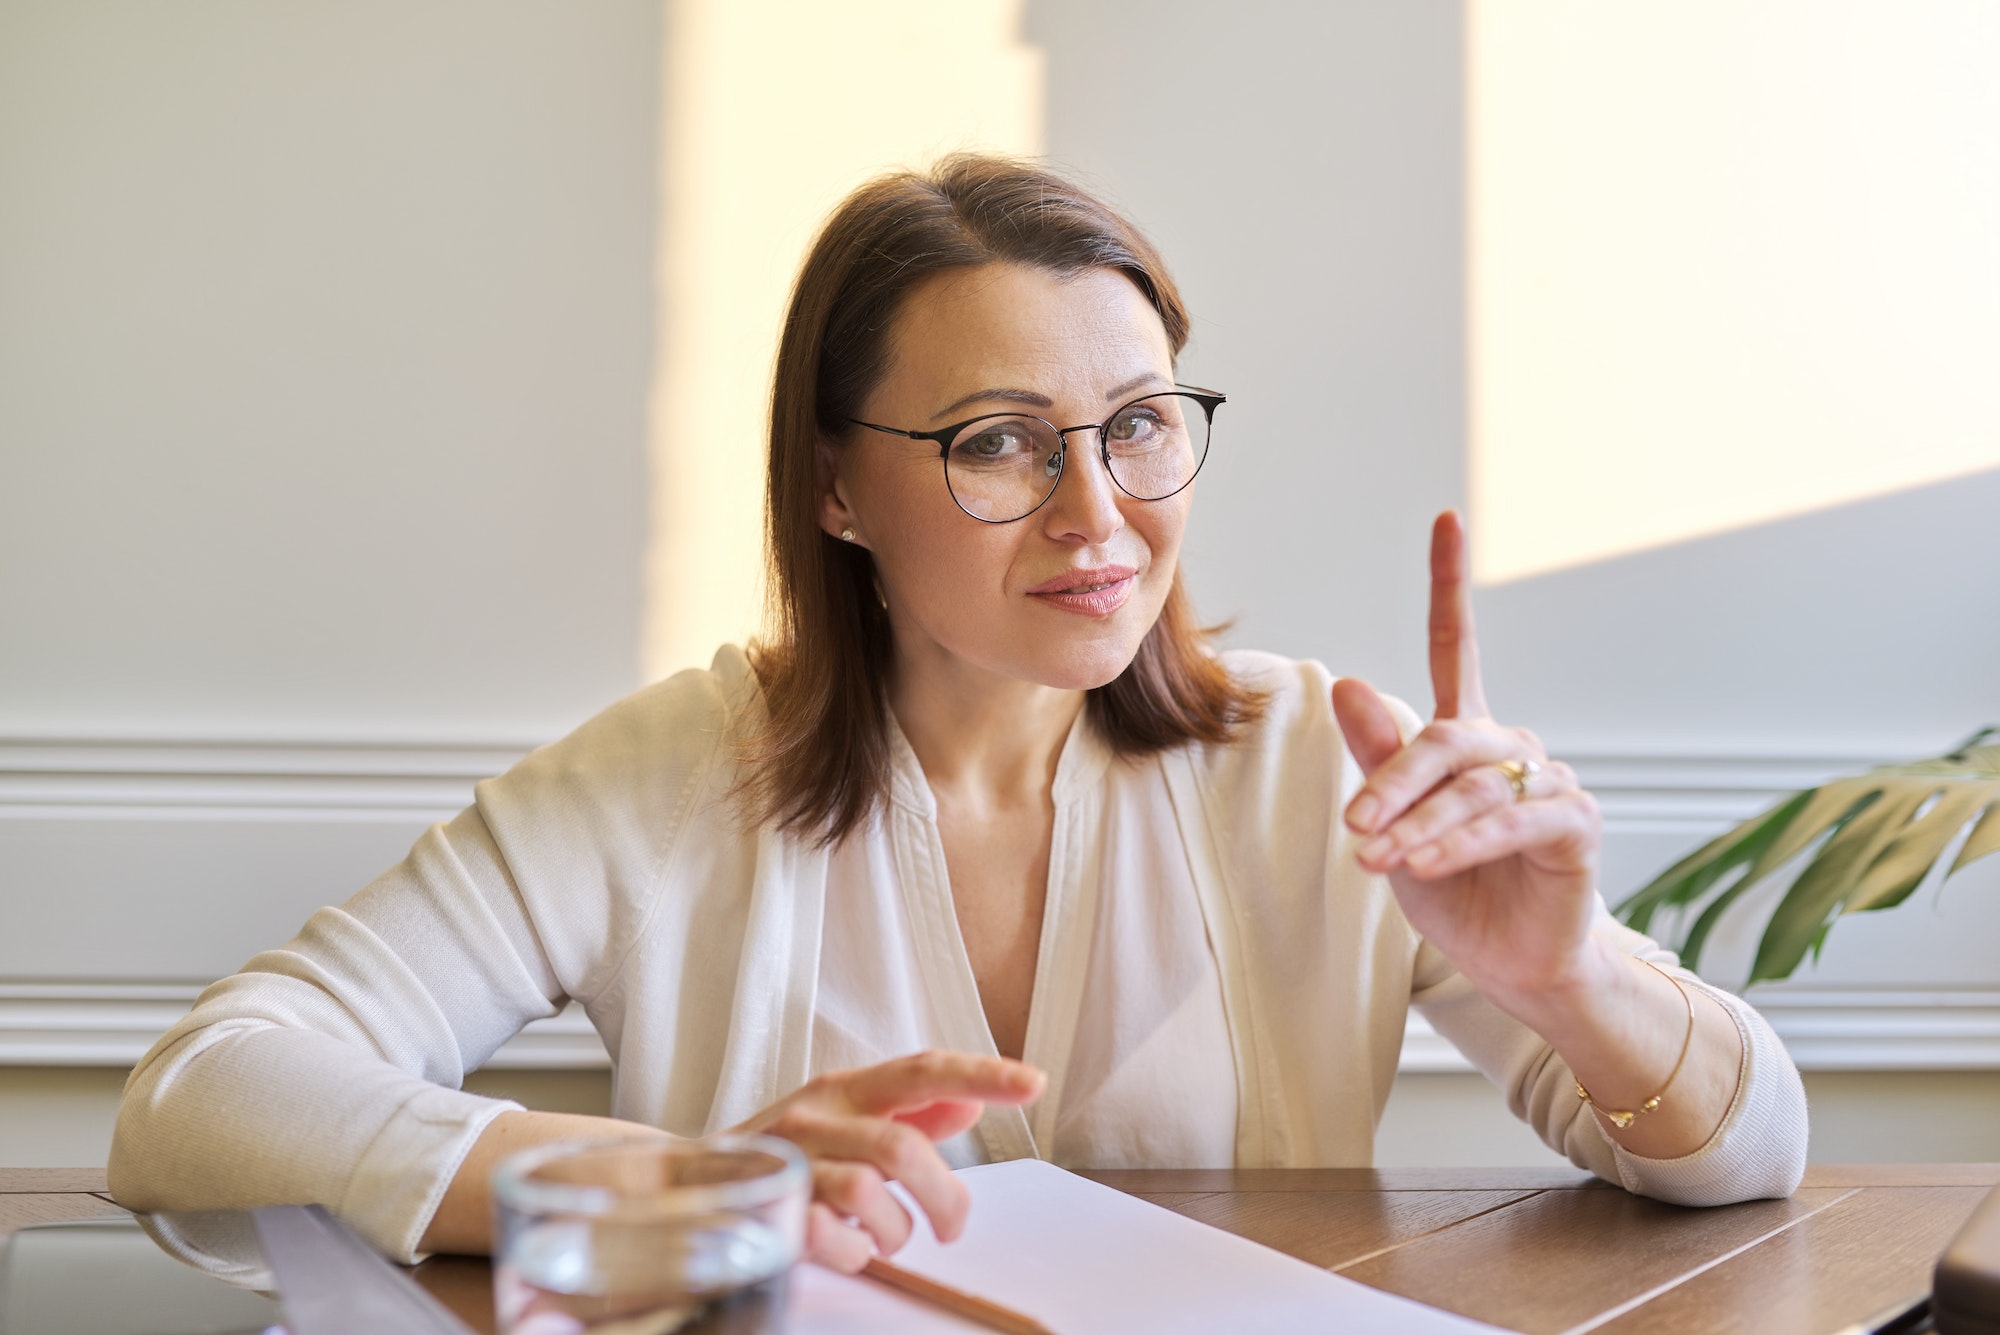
5, 983, 1995, 1073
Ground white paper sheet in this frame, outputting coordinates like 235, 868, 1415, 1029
790, 1159, 1505, 1334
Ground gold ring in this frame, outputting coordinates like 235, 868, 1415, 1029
1494, 758, 1542, 801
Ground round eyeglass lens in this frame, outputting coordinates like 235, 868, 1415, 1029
1103, 392, 1210, 501
942, 414, 1065, 521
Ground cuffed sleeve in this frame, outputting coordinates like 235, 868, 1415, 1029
108, 662, 745, 1260
1600, 975, 1808, 1204
1415, 913, 1809, 1206
108, 804, 558, 1261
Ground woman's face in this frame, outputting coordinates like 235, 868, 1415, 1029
823, 262, 1190, 694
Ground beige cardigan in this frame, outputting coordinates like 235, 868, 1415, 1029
109, 648, 1809, 1263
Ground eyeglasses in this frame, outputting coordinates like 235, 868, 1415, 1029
847, 386, 1224, 524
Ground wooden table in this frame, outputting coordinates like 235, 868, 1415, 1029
5, 1165, 1994, 1333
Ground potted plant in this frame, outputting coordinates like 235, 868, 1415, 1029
1617, 728, 2000, 984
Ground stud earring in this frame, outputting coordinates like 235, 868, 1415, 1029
840, 527, 856, 542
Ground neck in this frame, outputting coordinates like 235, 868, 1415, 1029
887, 636, 1085, 808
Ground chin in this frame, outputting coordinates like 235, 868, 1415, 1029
1020, 631, 1150, 692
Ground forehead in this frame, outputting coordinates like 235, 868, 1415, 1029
882, 263, 1173, 403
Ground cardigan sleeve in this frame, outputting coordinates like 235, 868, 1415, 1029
107, 659, 742, 1263
1360, 674, 1808, 1202
1413, 909, 1809, 1204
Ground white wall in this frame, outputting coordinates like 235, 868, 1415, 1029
0, 0, 655, 739
0, 1, 657, 971
1028, 0, 1468, 696
0, 0, 656, 1151
1482, 468, 2000, 754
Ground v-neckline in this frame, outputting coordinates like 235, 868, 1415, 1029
882, 709, 1110, 1161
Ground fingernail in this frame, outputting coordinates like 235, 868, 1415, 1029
1359, 834, 1395, 865
1407, 844, 1441, 869
1348, 794, 1380, 831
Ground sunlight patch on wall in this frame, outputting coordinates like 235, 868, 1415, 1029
642, 1, 1043, 680
1469, 0, 2000, 585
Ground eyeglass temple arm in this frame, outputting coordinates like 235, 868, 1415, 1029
849, 419, 918, 438
848, 417, 953, 459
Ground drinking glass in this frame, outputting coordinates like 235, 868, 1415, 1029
491, 1134, 809, 1335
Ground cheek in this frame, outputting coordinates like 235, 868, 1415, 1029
876, 531, 1029, 653
883, 519, 975, 594
850, 452, 951, 560
865, 491, 1017, 613
1131, 494, 1190, 575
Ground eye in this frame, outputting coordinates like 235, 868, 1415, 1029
950, 420, 1042, 465
965, 429, 1021, 456
1108, 408, 1166, 444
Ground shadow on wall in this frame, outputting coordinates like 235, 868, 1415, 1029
1024, 0, 1467, 694
1479, 464, 2000, 753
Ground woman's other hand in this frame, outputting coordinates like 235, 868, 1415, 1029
1330, 513, 1748, 1161
1330, 510, 1605, 1007
734, 1050, 1045, 1273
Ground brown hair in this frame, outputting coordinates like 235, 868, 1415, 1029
745, 154, 1265, 844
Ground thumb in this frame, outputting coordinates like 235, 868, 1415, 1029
1332, 677, 1404, 778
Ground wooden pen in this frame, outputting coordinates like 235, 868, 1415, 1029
861, 1256, 1058, 1335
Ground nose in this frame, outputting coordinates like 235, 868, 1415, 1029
1040, 429, 1124, 546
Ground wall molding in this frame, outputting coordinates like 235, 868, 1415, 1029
0, 736, 536, 819
7, 981, 1996, 1074
7, 736, 1992, 1074
0, 734, 1897, 819
0, 983, 608, 1070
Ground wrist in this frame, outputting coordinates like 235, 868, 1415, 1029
1474, 935, 1633, 1043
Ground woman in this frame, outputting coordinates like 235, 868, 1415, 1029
109, 155, 1807, 1272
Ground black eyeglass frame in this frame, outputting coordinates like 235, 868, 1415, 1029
846, 384, 1226, 524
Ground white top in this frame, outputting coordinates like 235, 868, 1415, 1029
816, 709, 1238, 1171
109, 647, 1809, 1264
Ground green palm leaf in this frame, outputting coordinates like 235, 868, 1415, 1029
1614, 728, 2000, 984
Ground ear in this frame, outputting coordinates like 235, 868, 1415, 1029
816, 436, 863, 545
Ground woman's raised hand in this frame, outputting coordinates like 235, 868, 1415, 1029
1329, 512, 1605, 1006
733, 1050, 1045, 1273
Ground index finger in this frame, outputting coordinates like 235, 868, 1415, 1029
843, 1051, 1045, 1118
1428, 509, 1490, 720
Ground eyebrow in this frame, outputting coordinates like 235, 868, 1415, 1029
928, 372, 1171, 424
930, 387, 1051, 421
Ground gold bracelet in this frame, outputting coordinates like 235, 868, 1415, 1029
1574, 959, 1696, 1130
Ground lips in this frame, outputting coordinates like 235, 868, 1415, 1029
1027, 565, 1137, 617
1027, 565, 1136, 595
